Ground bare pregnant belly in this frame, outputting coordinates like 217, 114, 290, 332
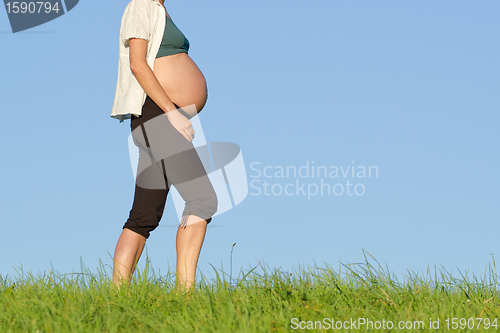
153, 53, 208, 118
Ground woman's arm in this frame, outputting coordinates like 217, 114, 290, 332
129, 37, 195, 142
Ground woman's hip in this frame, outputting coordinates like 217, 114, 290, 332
131, 95, 190, 132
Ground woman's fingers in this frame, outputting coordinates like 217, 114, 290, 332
181, 121, 194, 142
181, 127, 192, 142
166, 109, 195, 142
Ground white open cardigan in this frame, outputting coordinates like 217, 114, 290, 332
110, 0, 166, 122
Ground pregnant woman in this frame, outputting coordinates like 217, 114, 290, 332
110, 0, 218, 291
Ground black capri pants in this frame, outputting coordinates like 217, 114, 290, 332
123, 95, 218, 239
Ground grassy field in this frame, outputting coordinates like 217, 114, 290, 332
1, 253, 499, 332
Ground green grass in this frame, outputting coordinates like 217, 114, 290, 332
1, 252, 499, 332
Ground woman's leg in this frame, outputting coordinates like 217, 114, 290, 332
112, 228, 146, 286
175, 218, 208, 291
113, 182, 168, 286
154, 119, 217, 291
112, 98, 170, 287
137, 98, 217, 291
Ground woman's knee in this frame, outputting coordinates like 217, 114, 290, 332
203, 185, 218, 217
124, 185, 168, 239
122, 219, 159, 239
184, 182, 218, 221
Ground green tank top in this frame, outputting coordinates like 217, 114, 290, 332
156, 15, 190, 58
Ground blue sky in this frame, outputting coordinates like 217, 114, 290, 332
1, 0, 499, 282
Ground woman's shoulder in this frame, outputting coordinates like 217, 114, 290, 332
120, 0, 161, 45
121, 0, 158, 23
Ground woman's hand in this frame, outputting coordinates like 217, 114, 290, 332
165, 109, 195, 143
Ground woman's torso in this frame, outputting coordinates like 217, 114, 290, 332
153, 11, 207, 117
